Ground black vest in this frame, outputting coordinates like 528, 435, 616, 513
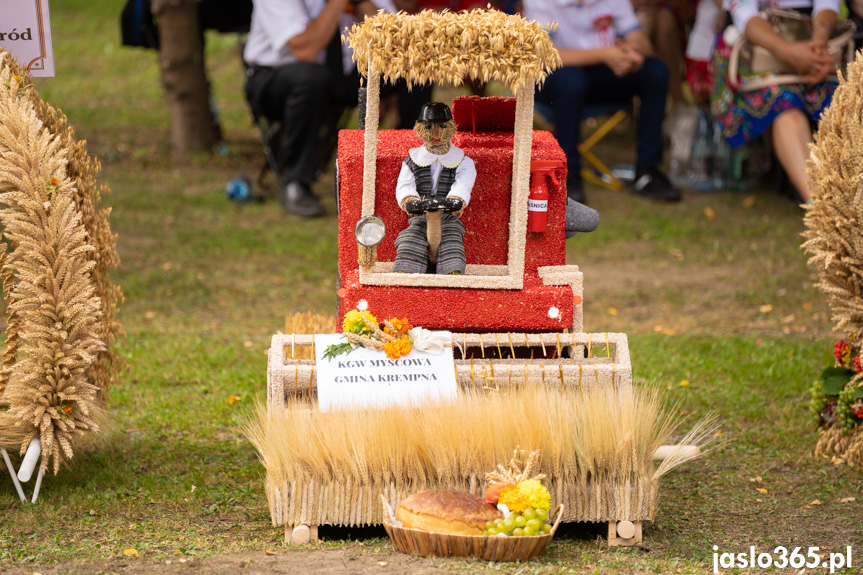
405, 156, 457, 199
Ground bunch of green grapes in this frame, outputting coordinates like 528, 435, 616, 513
809, 378, 831, 427
482, 507, 552, 537
836, 385, 860, 433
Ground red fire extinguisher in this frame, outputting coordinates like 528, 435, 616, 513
528, 160, 564, 233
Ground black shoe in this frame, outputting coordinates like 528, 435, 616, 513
281, 181, 325, 217
567, 177, 586, 204
631, 167, 682, 202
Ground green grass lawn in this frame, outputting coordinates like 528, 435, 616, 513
1, 1, 861, 573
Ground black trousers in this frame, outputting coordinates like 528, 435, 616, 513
245, 62, 358, 185
245, 62, 431, 184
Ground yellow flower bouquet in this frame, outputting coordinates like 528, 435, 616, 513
323, 310, 419, 361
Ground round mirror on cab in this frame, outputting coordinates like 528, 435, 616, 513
355, 215, 386, 247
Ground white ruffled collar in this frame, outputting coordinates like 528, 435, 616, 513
409, 144, 465, 168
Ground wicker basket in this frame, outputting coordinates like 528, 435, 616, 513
381, 495, 564, 561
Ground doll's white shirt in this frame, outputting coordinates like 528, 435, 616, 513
395, 144, 476, 207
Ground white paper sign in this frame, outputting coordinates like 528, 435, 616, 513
314, 332, 458, 411
0, 0, 55, 77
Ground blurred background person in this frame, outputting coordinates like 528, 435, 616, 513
684, 0, 722, 105
845, 0, 863, 51
710, 0, 839, 203
525, 0, 681, 204
632, 0, 692, 112
244, 0, 429, 217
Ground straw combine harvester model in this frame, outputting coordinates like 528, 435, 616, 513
262, 9, 703, 549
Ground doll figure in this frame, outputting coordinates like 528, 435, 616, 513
393, 102, 476, 275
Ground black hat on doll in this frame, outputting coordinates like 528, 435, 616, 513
418, 102, 453, 122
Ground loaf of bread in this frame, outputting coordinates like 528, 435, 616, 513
396, 489, 503, 535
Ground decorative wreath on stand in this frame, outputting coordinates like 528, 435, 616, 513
803, 55, 863, 468
0, 50, 123, 475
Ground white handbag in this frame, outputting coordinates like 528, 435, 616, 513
727, 7, 856, 91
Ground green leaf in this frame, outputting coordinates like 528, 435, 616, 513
819, 366, 856, 395
322, 342, 356, 362
853, 386, 863, 400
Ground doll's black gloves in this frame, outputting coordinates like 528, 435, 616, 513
405, 197, 464, 215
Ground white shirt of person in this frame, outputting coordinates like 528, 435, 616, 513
395, 145, 476, 208
243, 0, 396, 73
523, 0, 641, 50
724, 0, 840, 35
686, 0, 721, 61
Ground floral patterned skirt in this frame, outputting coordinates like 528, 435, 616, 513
710, 33, 836, 148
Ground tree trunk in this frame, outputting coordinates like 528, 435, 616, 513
152, 0, 219, 158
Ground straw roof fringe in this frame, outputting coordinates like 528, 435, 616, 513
344, 9, 562, 92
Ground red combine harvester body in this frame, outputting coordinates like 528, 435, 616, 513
336, 95, 582, 333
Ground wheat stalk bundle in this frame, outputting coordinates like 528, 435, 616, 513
804, 56, 863, 332
0, 50, 122, 473
248, 386, 717, 526
344, 9, 562, 93
804, 54, 863, 465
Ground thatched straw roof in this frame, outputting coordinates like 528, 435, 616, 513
344, 9, 561, 92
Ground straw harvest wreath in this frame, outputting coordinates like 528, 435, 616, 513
804, 54, 863, 468
0, 50, 123, 475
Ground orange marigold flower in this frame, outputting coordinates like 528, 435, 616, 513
384, 335, 412, 359
62, 404, 74, 414
385, 317, 413, 336
50, 177, 58, 186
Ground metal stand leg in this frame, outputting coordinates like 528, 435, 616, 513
2, 440, 44, 504
31, 467, 44, 503
1, 448, 28, 503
